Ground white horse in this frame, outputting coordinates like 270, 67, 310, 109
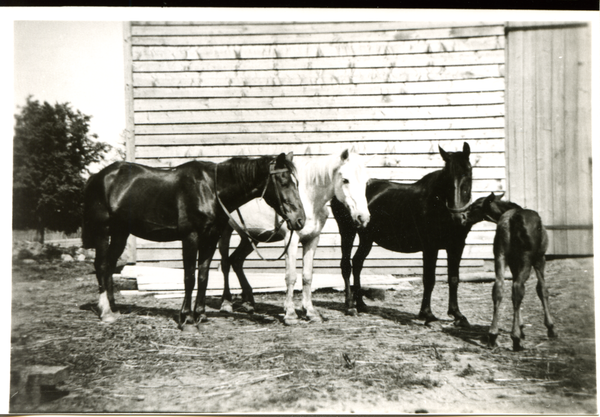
218, 149, 371, 325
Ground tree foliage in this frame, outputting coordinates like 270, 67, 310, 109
13, 97, 110, 242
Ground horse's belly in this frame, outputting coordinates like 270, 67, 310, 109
129, 223, 182, 242
374, 232, 422, 253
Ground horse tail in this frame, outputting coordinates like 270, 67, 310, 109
81, 172, 102, 249
509, 211, 533, 252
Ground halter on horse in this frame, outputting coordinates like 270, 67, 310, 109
217, 149, 371, 325
82, 153, 305, 331
331, 142, 474, 326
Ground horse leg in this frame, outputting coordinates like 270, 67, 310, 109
194, 236, 219, 326
301, 235, 322, 323
331, 196, 358, 315
94, 228, 128, 323
339, 226, 357, 316
231, 237, 256, 314
534, 255, 557, 339
447, 244, 470, 327
352, 234, 374, 314
92, 229, 113, 323
511, 259, 530, 351
179, 234, 199, 332
418, 248, 439, 323
283, 232, 301, 326
104, 231, 129, 314
218, 226, 234, 313
488, 254, 506, 348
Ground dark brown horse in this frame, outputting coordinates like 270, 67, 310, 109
330, 142, 473, 326
82, 153, 305, 332
469, 192, 557, 351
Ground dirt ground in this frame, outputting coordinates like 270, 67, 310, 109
9, 256, 597, 414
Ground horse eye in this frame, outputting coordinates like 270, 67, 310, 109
342, 179, 350, 184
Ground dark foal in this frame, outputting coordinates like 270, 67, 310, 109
470, 193, 557, 351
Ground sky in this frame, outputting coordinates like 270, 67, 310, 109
14, 21, 126, 151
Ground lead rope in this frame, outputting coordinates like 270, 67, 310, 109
215, 163, 294, 261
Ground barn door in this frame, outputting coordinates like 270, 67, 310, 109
505, 22, 592, 256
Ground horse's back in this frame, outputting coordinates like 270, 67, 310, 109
83, 160, 214, 242
497, 208, 547, 259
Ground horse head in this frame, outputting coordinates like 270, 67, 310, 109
263, 152, 306, 231
439, 142, 473, 225
333, 149, 371, 228
465, 192, 509, 226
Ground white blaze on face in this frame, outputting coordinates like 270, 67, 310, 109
334, 153, 371, 227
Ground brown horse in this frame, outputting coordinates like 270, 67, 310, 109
331, 142, 473, 326
469, 192, 557, 351
82, 153, 305, 332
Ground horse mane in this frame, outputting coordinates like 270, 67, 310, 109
299, 153, 345, 187
222, 155, 296, 189
492, 199, 523, 214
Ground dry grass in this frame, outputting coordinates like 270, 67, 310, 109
9, 257, 597, 413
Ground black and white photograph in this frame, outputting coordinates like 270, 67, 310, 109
4, 8, 598, 414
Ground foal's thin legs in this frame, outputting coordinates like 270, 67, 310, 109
534, 256, 557, 338
511, 261, 530, 351
488, 254, 506, 347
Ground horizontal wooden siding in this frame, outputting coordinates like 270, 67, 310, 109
126, 21, 507, 275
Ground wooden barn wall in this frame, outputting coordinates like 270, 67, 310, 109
125, 21, 506, 276
505, 22, 592, 256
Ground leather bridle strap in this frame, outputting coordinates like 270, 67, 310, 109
215, 162, 294, 261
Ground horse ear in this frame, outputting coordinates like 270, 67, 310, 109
495, 192, 505, 200
439, 145, 450, 162
285, 151, 294, 162
340, 149, 350, 161
484, 192, 496, 204
463, 142, 471, 158
275, 152, 287, 168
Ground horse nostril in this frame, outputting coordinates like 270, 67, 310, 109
297, 218, 305, 229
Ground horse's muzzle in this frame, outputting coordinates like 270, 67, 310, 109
446, 201, 470, 226
354, 213, 370, 229
287, 217, 305, 231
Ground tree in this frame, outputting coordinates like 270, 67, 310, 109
13, 96, 110, 243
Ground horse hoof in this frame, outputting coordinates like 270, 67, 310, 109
101, 311, 120, 324
512, 337, 525, 352
346, 308, 358, 316
454, 317, 471, 328
220, 303, 233, 314
426, 320, 443, 330
241, 302, 255, 315
307, 314, 323, 323
284, 317, 299, 326
418, 311, 438, 323
182, 324, 199, 333
548, 328, 558, 338
357, 304, 369, 314
487, 334, 498, 348
199, 314, 208, 323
